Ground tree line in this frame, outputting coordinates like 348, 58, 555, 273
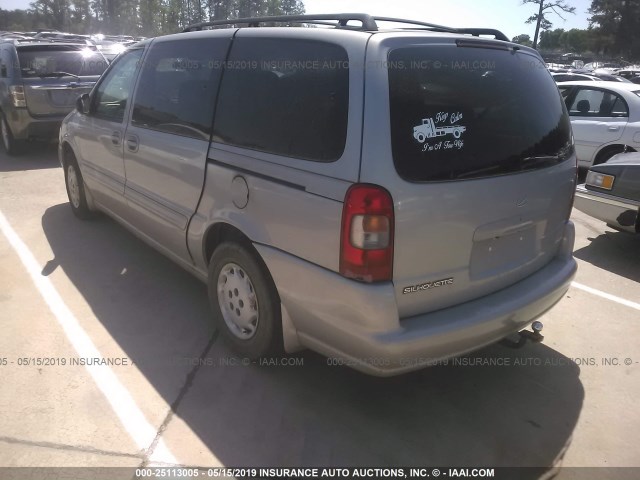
513, 0, 640, 61
0, 0, 304, 37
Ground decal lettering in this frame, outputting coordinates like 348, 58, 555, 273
413, 111, 467, 152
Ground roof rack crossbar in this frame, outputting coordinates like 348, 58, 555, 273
183, 13, 379, 32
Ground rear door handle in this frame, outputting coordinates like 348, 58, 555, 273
111, 131, 121, 145
125, 134, 139, 152
608, 126, 620, 131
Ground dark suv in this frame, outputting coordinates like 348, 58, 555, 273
0, 40, 108, 154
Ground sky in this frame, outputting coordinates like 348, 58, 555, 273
304, 0, 593, 40
0, 0, 593, 40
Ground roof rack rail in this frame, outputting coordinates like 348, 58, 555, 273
182, 13, 510, 41
372, 16, 459, 34
183, 13, 379, 32
373, 17, 509, 41
455, 28, 509, 42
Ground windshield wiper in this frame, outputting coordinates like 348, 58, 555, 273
521, 155, 560, 168
38, 71, 80, 79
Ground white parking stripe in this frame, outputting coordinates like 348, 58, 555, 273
0, 210, 178, 464
572, 281, 640, 312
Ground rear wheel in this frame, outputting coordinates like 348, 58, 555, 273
64, 154, 94, 220
1, 114, 21, 155
208, 242, 283, 359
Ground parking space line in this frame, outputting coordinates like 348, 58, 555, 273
0, 210, 178, 464
572, 281, 640, 312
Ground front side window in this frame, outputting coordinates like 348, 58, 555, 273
568, 88, 628, 117
388, 46, 572, 182
131, 38, 229, 140
213, 37, 349, 162
92, 48, 143, 122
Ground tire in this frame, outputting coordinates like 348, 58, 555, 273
208, 242, 283, 359
1, 113, 21, 155
453, 129, 461, 139
63, 154, 94, 220
416, 133, 426, 143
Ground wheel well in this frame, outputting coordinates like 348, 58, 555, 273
594, 144, 636, 165
61, 142, 76, 165
204, 223, 253, 265
0, 109, 11, 130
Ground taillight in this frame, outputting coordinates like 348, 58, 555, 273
9, 86, 26, 108
340, 184, 394, 282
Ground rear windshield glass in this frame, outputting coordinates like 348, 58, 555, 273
17, 46, 108, 78
388, 45, 572, 182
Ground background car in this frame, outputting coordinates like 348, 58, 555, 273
558, 81, 640, 167
574, 152, 640, 233
552, 71, 631, 83
0, 39, 108, 154
552, 72, 598, 82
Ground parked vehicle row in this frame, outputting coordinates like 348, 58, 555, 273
552, 71, 633, 83
0, 30, 143, 63
57, 14, 577, 376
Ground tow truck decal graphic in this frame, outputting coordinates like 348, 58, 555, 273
413, 111, 467, 153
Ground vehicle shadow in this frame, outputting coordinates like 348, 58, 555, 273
0, 141, 59, 172
573, 230, 640, 283
41, 204, 584, 473
577, 167, 588, 184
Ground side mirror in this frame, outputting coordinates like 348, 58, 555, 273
76, 93, 90, 114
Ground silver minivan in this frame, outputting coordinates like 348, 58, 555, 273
59, 14, 577, 375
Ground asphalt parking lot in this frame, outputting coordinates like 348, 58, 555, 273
1, 143, 639, 478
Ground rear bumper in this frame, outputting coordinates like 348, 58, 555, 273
7, 108, 64, 140
256, 221, 577, 376
574, 184, 639, 233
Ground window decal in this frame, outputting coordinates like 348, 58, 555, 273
413, 111, 466, 152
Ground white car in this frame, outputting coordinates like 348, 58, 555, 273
558, 81, 640, 167
552, 72, 597, 83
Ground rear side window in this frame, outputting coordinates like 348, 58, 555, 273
131, 38, 230, 141
568, 88, 628, 117
17, 46, 107, 77
213, 38, 349, 162
388, 46, 572, 182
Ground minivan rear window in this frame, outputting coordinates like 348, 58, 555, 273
388, 46, 572, 182
17, 46, 108, 78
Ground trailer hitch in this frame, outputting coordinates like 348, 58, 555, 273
500, 321, 544, 349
